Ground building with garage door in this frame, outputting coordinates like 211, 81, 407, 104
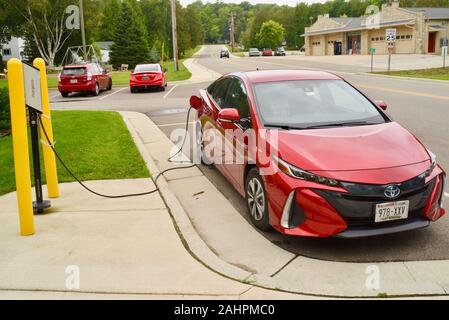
303, 1, 449, 56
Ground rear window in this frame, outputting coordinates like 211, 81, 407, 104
62, 67, 86, 76
134, 64, 160, 73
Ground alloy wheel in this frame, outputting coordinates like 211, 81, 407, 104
247, 177, 265, 221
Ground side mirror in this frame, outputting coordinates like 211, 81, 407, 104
376, 100, 387, 110
190, 95, 202, 110
218, 108, 241, 123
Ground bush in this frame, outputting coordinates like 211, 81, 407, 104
0, 87, 10, 131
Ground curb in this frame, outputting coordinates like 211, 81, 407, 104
120, 111, 449, 299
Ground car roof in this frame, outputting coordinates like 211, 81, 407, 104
233, 70, 341, 84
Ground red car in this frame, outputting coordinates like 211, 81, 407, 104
189, 70, 445, 238
130, 64, 167, 93
58, 63, 112, 97
262, 48, 273, 56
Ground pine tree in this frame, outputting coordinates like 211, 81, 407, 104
109, 0, 150, 69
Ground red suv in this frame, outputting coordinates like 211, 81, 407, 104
58, 63, 112, 97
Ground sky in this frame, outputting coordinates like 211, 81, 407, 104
179, 0, 326, 7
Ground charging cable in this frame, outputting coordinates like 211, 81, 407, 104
38, 110, 196, 199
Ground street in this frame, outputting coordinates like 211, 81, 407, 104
50, 45, 449, 263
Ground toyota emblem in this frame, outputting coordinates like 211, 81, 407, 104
384, 185, 401, 199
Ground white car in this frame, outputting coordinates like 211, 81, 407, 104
249, 48, 261, 57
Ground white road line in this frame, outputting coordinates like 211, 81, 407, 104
98, 87, 126, 100
158, 121, 195, 128
445, 192, 449, 198
50, 93, 60, 99
163, 84, 178, 99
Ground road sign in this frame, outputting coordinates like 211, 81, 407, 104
386, 28, 396, 43
23, 63, 42, 113
387, 42, 395, 49
369, 47, 376, 54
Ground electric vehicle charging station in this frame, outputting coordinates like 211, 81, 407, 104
7, 58, 59, 235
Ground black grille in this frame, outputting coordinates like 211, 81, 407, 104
314, 177, 436, 228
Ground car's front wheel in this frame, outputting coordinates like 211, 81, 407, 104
245, 168, 271, 231
107, 79, 112, 91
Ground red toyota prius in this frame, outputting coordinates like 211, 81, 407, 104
189, 70, 445, 238
130, 63, 167, 93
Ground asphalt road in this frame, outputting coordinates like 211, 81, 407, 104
50, 45, 449, 263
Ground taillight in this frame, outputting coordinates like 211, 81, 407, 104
87, 72, 93, 81
58, 73, 61, 82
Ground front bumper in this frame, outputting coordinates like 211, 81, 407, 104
267, 168, 445, 238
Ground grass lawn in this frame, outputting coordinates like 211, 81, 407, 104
373, 67, 449, 80
0, 79, 7, 88
0, 110, 150, 196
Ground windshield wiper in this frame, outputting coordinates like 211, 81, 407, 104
264, 124, 303, 130
303, 121, 380, 129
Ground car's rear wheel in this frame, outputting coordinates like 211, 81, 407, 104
93, 83, 100, 96
246, 168, 271, 231
107, 79, 112, 91
61, 92, 69, 98
160, 86, 166, 92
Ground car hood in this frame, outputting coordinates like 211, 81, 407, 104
275, 122, 430, 172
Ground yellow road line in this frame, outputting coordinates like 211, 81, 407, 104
356, 84, 449, 100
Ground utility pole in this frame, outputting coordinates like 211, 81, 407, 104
230, 13, 236, 53
171, 0, 179, 72
80, 0, 87, 60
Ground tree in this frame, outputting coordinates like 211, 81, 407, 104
149, 47, 160, 63
4, 0, 76, 66
109, 0, 150, 69
256, 20, 284, 49
97, 0, 121, 41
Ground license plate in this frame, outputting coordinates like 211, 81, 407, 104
70, 79, 78, 84
375, 200, 409, 223
142, 76, 149, 80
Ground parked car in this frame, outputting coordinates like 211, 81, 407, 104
58, 63, 112, 97
275, 47, 286, 56
189, 70, 445, 238
262, 48, 273, 56
220, 50, 230, 58
130, 63, 167, 93
248, 48, 261, 57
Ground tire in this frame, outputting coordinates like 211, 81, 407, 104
196, 126, 212, 166
245, 168, 271, 231
130, 87, 136, 93
161, 86, 166, 92
61, 92, 69, 98
93, 83, 100, 96
107, 79, 112, 91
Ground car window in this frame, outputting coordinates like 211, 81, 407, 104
90, 64, 100, 74
208, 78, 232, 107
135, 64, 160, 73
62, 67, 86, 76
224, 78, 250, 119
253, 80, 386, 128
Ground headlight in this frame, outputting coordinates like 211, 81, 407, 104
424, 149, 437, 177
272, 155, 341, 187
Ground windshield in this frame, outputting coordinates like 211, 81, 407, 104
134, 64, 160, 73
62, 67, 86, 76
253, 80, 386, 129
250, 48, 259, 52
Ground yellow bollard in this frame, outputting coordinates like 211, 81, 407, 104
33, 58, 59, 198
7, 58, 35, 236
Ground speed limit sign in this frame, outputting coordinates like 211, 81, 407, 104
386, 28, 396, 42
